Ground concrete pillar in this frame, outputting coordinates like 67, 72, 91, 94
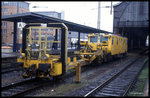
61, 27, 67, 75
13, 22, 17, 52
139, 39, 140, 48
131, 40, 133, 49
55, 29, 58, 49
78, 32, 80, 50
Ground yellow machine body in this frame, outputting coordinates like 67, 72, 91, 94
50, 62, 62, 76
80, 41, 87, 46
100, 33, 128, 55
77, 33, 104, 63
17, 23, 127, 81
17, 23, 82, 79
87, 34, 100, 51
77, 33, 128, 64
17, 54, 62, 77
17, 24, 65, 78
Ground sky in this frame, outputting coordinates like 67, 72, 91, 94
27, 1, 121, 32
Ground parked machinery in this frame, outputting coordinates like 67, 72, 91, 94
99, 33, 128, 62
76, 33, 104, 64
77, 33, 128, 64
17, 22, 127, 81
17, 23, 82, 79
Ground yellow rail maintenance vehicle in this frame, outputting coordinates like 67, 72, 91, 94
16, 22, 127, 82
17, 23, 82, 81
76, 33, 128, 64
76, 33, 104, 64
99, 33, 128, 62
80, 40, 88, 46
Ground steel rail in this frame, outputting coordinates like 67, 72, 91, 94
1, 78, 36, 90
122, 52, 149, 96
10, 81, 52, 97
1, 78, 54, 97
84, 50, 148, 97
84, 58, 139, 97
2, 67, 22, 74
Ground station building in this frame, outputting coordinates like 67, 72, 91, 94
1, 1, 29, 45
113, 1, 149, 50
1, 2, 65, 48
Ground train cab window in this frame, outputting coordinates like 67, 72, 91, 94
41, 28, 55, 49
117, 38, 118, 45
31, 28, 39, 40
112, 37, 114, 45
90, 36, 98, 43
30, 28, 40, 51
100, 35, 108, 43
41, 28, 54, 41
120, 39, 121, 45
124, 39, 125, 44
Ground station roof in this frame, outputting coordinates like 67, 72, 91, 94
2, 12, 111, 33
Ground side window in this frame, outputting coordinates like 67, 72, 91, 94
117, 38, 118, 45
123, 39, 125, 44
112, 37, 114, 45
120, 39, 122, 45
124, 39, 126, 44
124, 39, 125, 45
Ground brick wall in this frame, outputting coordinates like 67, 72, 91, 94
2, 4, 29, 45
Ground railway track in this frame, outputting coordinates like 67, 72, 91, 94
2, 62, 23, 74
84, 53, 148, 97
1, 61, 89, 97
2, 56, 17, 64
1, 78, 52, 97
2, 67, 22, 74
1, 50, 148, 97
1, 56, 104, 97
1, 57, 91, 97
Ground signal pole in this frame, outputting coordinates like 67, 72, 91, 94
97, 1, 100, 29
110, 1, 112, 15
17, 2, 19, 14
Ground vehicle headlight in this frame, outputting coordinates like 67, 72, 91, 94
18, 53, 25, 59
28, 43, 31, 47
19, 54, 23, 59
42, 54, 50, 60
89, 55, 92, 57
42, 55, 47, 60
35, 44, 39, 47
